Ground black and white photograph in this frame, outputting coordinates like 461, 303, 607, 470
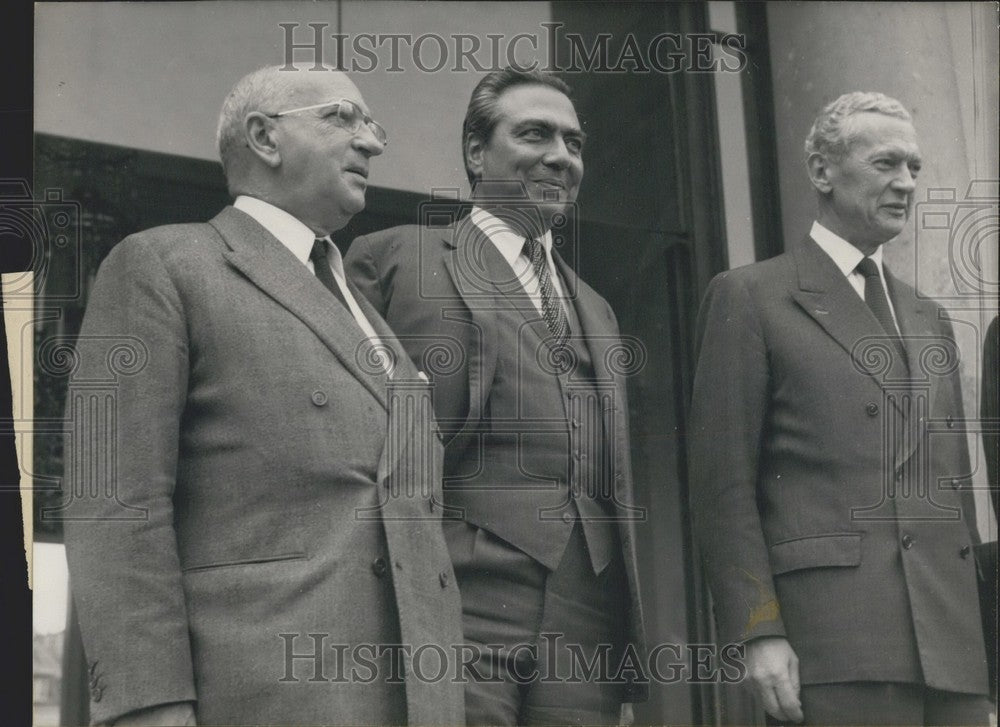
6, 1, 998, 725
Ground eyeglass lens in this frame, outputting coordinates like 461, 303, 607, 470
335, 100, 387, 145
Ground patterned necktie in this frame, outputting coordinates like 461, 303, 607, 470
856, 256, 907, 368
523, 237, 570, 346
310, 238, 349, 309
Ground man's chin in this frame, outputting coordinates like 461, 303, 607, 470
342, 194, 367, 216
878, 219, 908, 241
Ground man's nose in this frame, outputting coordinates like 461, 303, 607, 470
352, 125, 385, 156
892, 165, 917, 193
542, 135, 573, 168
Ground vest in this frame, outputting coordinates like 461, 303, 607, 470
443, 273, 617, 573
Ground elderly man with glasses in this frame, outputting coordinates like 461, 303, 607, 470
62, 65, 464, 726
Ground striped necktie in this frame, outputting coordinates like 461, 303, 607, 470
523, 237, 569, 346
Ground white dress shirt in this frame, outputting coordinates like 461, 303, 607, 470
810, 220, 901, 333
234, 195, 393, 375
469, 206, 569, 316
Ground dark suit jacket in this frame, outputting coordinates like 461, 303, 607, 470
688, 236, 988, 694
61, 207, 465, 725
345, 218, 648, 699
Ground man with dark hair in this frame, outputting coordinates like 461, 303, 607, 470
689, 91, 990, 725
459, 67, 572, 185
346, 68, 647, 725
62, 66, 464, 726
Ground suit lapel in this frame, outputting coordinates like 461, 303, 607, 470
347, 277, 438, 488
440, 218, 499, 429
552, 250, 610, 377
790, 236, 909, 417
210, 206, 388, 409
884, 268, 936, 469
551, 251, 642, 519
347, 278, 419, 380
885, 268, 931, 386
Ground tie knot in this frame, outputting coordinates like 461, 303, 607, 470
856, 257, 880, 279
310, 238, 330, 263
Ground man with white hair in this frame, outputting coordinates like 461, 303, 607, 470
689, 92, 990, 724
62, 66, 464, 726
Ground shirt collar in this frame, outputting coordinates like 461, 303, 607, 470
469, 206, 554, 268
810, 220, 884, 276
234, 195, 318, 265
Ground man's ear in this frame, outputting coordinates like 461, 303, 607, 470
464, 133, 485, 181
245, 112, 282, 169
807, 151, 834, 194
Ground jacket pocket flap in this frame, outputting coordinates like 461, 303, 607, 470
769, 533, 862, 575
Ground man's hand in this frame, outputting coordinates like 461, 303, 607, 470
111, 702, 196, 726
745, 636, 803, 723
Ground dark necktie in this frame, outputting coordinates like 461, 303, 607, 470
310, 238, 349, 309
523, 237, 569, 345
857, 256, 907, 367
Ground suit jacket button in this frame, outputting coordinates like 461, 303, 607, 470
561, 512, 573, 524
960, 545, 971, 559
371, 557, 388, 576
865, 402, 879, 416
311, 390, 328, 406
950, 478, 961, 490
901, 534, 914, 549
439, 571, 449, 588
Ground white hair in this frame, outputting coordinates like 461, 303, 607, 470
804, 91, 911, 159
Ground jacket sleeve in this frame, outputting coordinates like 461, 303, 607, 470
61, 234, 196, 724
687, 271, 787, 646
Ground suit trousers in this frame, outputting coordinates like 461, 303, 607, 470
444, 519, 627, 726
766, 682, 991, 726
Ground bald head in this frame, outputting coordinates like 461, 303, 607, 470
215, 65, 384, 234
217, 66, 289, 191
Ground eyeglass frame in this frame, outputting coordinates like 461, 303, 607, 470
264, 98, 388, 146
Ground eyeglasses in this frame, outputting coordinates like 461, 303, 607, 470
266, 98, 388, 146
